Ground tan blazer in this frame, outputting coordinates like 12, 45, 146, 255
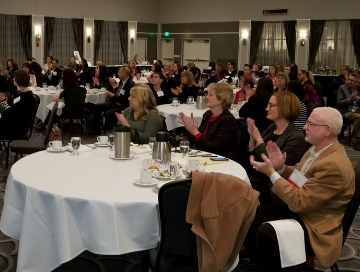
186, 171, 259, 272
272, 141, 355, 268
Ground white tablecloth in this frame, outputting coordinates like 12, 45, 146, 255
30, 88, 107, 121
0, 146, 249, 272
134, 78, 149, 85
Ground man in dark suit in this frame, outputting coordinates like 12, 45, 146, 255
44, 59, 62, 86
90, 66, 135, 134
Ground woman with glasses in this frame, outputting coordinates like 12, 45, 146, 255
247, 91, 308, 204
298, 69, 323, 107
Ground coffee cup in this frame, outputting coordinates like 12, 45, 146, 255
97, 136, 109, 145
48, 140, 62, 150
100, 87, 106, 92
172, 99, 179, 106
140, 170, 152, 184
186, 160, 200, 171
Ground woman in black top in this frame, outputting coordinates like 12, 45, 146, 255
170, 61, 182, 90
92, 64, 112, 92
189, 66, 204, 88
0, 70, 35, 137
149, 72, 170, 105
30, 62, 44, 87
78, 59, 93, 86
171, 71, 198, 103
5, 59, 19, 79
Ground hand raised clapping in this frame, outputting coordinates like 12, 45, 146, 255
178, 112, 199, 136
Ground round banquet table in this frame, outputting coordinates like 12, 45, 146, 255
0, 145, 249, 272
30, 88, 107, 122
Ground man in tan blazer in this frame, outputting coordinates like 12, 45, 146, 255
247, 107, 355, 271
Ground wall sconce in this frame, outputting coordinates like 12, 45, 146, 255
35, 26, 41, 47
86, 28, 92, 43
299, 31, 307, 46
242, 31, 249, 45
130, 30, 135, 44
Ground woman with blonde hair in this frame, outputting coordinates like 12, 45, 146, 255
128, 60, 139, 76
178, 83, 239, 160
171, 70, 198, 103
115, 85, 163, 144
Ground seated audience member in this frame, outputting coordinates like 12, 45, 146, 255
289, 64, 298, 80
0, 70, 35, 137
90, 66, 135, 134
22, 62, 37, 87
275, 62, 284, 74
68, 56, 79, 71
78, 58, 93, 86
246, 91, 308, 204
334, 65, 350, 89
274, 72, 289, 92
149, 72, 171, 105
163, 62, 173, 77
92, 64, 112, 92
205, 67, 227, 87
178, 83, 239, 161
238, 63, 252, 78
253, 63, 266, 78
233, 75, 255, 104
246, 107, 355, 271
128, 60, 139, 76
30, 61, 43, 87
298, 69, 323, 107
43, 56, 53, 72
284, 65, 291, 75
239, 77, 274, 133
96, 60, 103, 67
44, 59, 62, 87
287, 80, 307, 132
189, 66, 203, 88
170, 61, 182, 89
29, 57, 36, 62
5, 59, 19, 79
266, 64, 277, 87
337, 73, 360, 150
156, 60, 163, 69
227, 61, 237, 78
171, 71, 198, 103
186, 61, 194, 71
115, 85, 163, 144
133, 53, 140, 65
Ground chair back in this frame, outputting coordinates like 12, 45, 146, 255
43, 102, 59, 147
62, 87, 87, 117
26, 94, 40, 139
307, 100, 317, 118
156, 179, 197, 269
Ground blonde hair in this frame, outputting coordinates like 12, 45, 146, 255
130, 85, 158, 120
128, 60, 137, 69
96, 61, 103, 67
308, 71, 315, 85
181, 71, 196, 88
272, 91, 300, 122
207, 83, 233, 109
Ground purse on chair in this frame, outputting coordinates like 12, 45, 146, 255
49, 124, 62, 141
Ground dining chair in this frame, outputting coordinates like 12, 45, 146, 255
11, 102, 58, 161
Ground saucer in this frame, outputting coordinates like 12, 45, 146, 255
50, 91, 57, 94
156, 176, 171, 181
47, 147, 68, 153
133, 178, 158, 186
95, 142, 110, 147
109, 155, 135, 160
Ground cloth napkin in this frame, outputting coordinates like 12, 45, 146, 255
184, 156, 229, 166
266, 219, 306, 268
130, 144, 152, 154
47, 101, 65, 116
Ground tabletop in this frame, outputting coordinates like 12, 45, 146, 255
0, 144, 249, 272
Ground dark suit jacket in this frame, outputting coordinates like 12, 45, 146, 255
109, 78, 135, 110
337, 84, 360, 115
50, 67, 62, 86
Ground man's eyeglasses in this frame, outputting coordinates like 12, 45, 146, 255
267, 103, 278, 108
347, 79, 359, 83
304, 121, 328, 129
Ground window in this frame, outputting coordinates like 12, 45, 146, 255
97, 21, 124, 65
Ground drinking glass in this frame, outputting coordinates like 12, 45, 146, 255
42, 83, 48, 91
187, 96, 194, 105
149, 137, 156, 150
112, 74, 116, 79
108, 133, 115, 150
71, 137, 81, 156
179, 140, 190, 157
85, 83, 90, 90
168, 161, 179, 181
172, 98, 179, 107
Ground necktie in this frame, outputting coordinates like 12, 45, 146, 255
116, 82, 123, 96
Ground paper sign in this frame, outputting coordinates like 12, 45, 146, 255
287, 169, 308, 189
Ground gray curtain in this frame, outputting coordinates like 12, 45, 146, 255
72, 19, 84, 58
118, 21, 128, 63
350, 19, 360, 67
0, 14, 28, 69
308, 20, 325, 71
94, 20, 103, 64
250, 21, 264, 65
283, 21, 296, 64
44, 17, 55, 63
17, 15, 32, 60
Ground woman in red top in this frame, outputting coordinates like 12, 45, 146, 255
128, 60, 139, 76
233, 75, 255, 104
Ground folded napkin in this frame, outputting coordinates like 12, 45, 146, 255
130, 144, 152, 154
266, 219, 306, 268
47, 101, 65, 116
185, 156, 229, 166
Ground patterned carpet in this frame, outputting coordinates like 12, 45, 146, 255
0, 123, 359, 272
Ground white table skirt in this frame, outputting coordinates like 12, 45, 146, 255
0, 146, 249, 272
30, 88, 107, 122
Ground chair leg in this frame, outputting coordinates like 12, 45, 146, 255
348, 124, 352, 146
5, 141, 10, 169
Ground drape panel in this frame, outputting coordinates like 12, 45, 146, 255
17, 15, 32, 60
0, 14, 28, 68
44, 17, 55, 63
118, 21, 128, 63
283, 21, 296, 64
314, 20, 356, 71
71, 19, 84, 58
350, 19, 360, 67
255, 22, 289, 65
250, 21, 264, 65
308, 20, 325, 71
94, 20, 103, 63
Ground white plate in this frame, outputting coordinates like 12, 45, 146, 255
50, 91, 57, 94
95, 142, 110, 147
109, 155, 135, 160
156, 176, 171, 181
133, 178, 158, 186
47, 147, 68, 153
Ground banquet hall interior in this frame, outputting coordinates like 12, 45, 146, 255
1, 0, 360, 271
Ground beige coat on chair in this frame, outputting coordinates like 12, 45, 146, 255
186, 171, 259, 272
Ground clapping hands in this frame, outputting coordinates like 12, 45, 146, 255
115, 111, 130, 127
178, 112, 199, 136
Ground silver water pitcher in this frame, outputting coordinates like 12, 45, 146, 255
152, 132, 171, 162
113, 125, 139, 158
196, 91, 207, 109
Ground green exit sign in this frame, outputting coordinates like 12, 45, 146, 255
164, 32, 169, 37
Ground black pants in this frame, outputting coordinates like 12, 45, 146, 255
244, 204, 313, 272
87, 102, 123, 132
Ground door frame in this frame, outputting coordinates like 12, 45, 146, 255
161, 38, 175, 63
136, 37, 147, 63
181, 38, 211, 67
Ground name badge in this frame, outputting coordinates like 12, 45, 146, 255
157, 91, 164, 97
13, 96, 21, 104
120, 89, 125, 95
287, 169, 308, 189
53, 71, 57, 76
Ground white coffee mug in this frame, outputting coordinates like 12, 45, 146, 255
100, 87, 106, 92
48, 140, 62, 150
172, 99, 179, 106
186, 160, 200, 171
97, 136, 109, 145
140, 171, 152, 184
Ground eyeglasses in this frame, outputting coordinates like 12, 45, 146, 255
267, 103, 278, 108
297, 73, 304, 76
304, 121, 328, 129
347, 79, 359, 83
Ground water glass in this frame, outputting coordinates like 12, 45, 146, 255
42, 83, 48, 91
168, 161, 179, 181
108, 133, 115, 150
71, 137, 81, 155
179, 140, 190, 157
149, 137, 156, 150
172, 98, 179, 107
187, 96, 194, 105
85, 83, 90, 90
